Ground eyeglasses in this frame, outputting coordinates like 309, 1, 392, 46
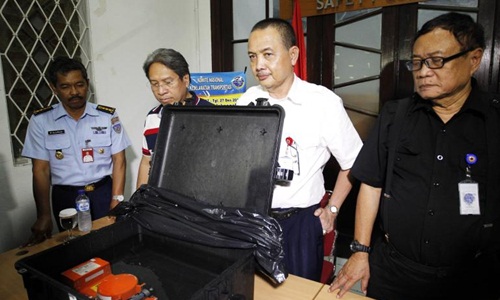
405, 48, 473, 71
149, 77, 179, 91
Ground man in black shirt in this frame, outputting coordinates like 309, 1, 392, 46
331, 12, 500, 300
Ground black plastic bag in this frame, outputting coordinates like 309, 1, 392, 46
110, 185, 287, 284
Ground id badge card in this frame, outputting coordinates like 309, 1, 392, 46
458, 181, 480, 215
82, 148, 94, 163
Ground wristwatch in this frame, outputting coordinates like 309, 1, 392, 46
350, 240, 371, 253
112, 195, 125, 202
327, 204, 339, 214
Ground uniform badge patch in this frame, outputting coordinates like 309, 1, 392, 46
113, 123, 122, 133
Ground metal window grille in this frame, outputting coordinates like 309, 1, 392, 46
0, 0, 94, 165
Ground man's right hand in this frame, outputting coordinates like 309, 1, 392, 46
21, 216, 53, 247
329, 252, 370, 298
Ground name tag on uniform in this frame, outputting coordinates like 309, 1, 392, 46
82, 148, 94, 163
48, 129, 65, 135
458, 181, 480, 215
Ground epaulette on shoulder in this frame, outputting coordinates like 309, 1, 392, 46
96, 104, 116, 115
33, 106, 54, 116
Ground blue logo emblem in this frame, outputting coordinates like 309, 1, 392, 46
231, 76, 245, 90
465, 153, 477, 165
464, 193, 475, 205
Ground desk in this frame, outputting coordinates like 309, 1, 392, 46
0, 218, 368, 299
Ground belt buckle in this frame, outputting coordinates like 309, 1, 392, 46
84, 184, 95, 192
270, 208, 297, 220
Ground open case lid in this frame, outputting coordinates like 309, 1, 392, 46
148, 105, 284, 215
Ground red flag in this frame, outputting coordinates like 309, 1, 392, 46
291, 0, 307, 81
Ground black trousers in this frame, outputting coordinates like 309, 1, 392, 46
51, 176, 113, 232
367, 238, 500, 300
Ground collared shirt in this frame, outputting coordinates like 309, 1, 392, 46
142, 104, 162, 157
141, 91, 213, 157
352, 82, 496, 267
22, 102, 131, 186
237, 75, 363, 208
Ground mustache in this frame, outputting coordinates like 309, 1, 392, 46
69, 96, 83, 101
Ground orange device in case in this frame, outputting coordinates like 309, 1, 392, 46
62, 258, 157, 299
62, 257, 111, 295
97, 274, 145, 300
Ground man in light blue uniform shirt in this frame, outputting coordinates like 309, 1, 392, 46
22, 56, 131, 245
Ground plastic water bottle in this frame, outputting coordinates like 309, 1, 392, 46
75, 189, 92, 232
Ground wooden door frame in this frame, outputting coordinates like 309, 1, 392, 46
210, 0, 233, 72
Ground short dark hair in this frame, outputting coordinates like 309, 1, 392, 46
251, 18, 296, 49
143, 48, 191, 82
47, 56, 88, 86
414, 12, 485, 51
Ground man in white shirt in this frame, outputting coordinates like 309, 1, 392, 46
237, 18, 362, 281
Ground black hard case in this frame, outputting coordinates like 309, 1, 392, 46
15, 106, 284, 300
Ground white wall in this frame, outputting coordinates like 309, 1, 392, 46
0, 0, 212, 253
